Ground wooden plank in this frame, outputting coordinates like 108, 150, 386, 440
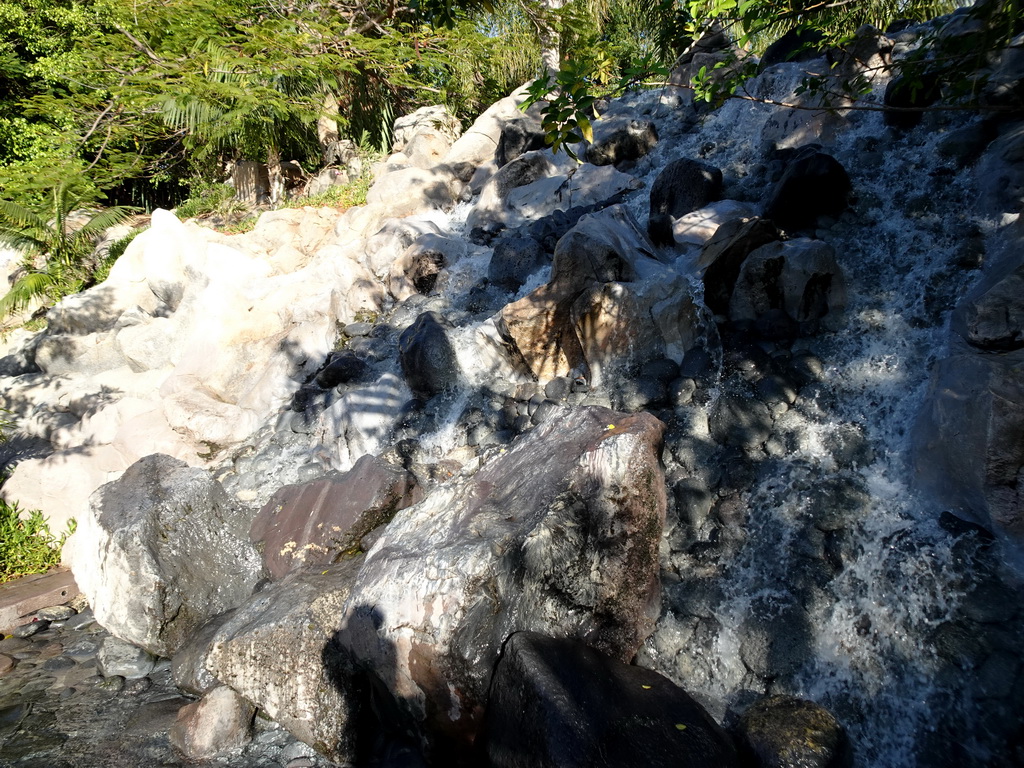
0, 569, 80, 634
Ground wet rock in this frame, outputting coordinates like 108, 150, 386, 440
172, 611, 235, 696
479, 631, 738, 768
97, 635, 156, 679
762, 147, 850, 231
314, 351, 368, 388
250, 454, 422, 579
390, 233, 465, 301
759, 27, 827, 70
729, 239, 846, 338
398, 311, 462, 399
913, 352, 1024, 540
739, 602, 812, 681
649, 157, 723, 221
320, 373, 413, 470
206, 562, 362, 764
954, 257, 1024, 350
336, 406, 666, 757
699, 217, 781, 315
170, 685, 256, 761
488, 236, 548, 292
585, 117, 659, 166
36, 606, 76, 622
0, 653, 14, 676
735, 695, 849, 768
710, 394, 773, 451
73, 454, 265, 657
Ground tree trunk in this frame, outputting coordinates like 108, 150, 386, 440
267, 145, 284, 205
539, 0, 565, 75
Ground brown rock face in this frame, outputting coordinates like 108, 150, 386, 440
497, 282, 585, 381
335, 405, 667, 760
250, 455, 422, 579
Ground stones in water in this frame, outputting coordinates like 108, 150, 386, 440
97, 635, 156, 679
734, 696, 849, 768
488, 236, 548, 292
479, 631, 738, 768
169, 685, 256, 761
585, 117, 659, 167
314, 351, 368, 389
700, 217, 782, 316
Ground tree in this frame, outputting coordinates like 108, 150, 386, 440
0, 180, 136, 318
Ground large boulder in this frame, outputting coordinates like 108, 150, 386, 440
366, 165, 466, 219
953, 255, 1024, 350
391, 104, 462, 156
729, 238, 846, 338
585, 117, 658, 167
250, 455, 422, 579
335, 406, 666, 757
71, 454, 264, 657
479, 631, 738, 768
205, 563, 362, 764
733, 696, 848, 768
699, 217, 782, 315
488, 236, 548, 292
762, 147, 850, 230
495, 114, 546, 168
913, 351, 1024, 539
649, 158, 723, 220
398, 311, 462, 399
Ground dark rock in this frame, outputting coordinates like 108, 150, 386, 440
250, 454, 420, 579
315, 351, 368, 388
585, 118, 659, 166
710, 394, 773, 450
479, 631, 738, 768
488, 236, 548, 292
172, 611, 236, 696
729, 239, 846, 338
884, 71, 941, 129
735, 695, 849, 768
74, 454, 265, 657
649, 158, 723, 220
759, 27, 827, 70
739, 602, 812, 680
700, 217, 781, 315
496, 115, 547, 167
954, 259, 1024, 351
398, 311, 462, 399
543, 376, 573, 401
12, 619, 50, 638
763, 147, 850, 231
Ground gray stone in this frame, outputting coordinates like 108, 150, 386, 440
206, 563, 362, 764
649, 158, 722, 220
73, 454, 265, 657
97, 635, 155, 679
488, 236, 548, 292
171, 611, 235, 696
954, 257, 1024, 350
398, 311, 462, 399
585, 117, 658, 166
336, 406, 666, 755
36, 606, 75, 622
169, 685, 255, 761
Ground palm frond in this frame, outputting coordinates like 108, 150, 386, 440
0, 200, 47, 237
0, 272, 56, 319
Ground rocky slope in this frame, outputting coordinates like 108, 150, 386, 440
2, 6, 1024, 767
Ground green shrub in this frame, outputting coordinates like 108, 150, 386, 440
0, 500, 76, 583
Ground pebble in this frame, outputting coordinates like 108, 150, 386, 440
64, 611, 97, 631
0, 653, 15, 676
42, 656, 76, 672
37, 605, 76, 622
0, 637, 30, 653
12, 619, 50, 638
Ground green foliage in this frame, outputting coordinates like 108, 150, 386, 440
0, 500, 76, 583
174, 183, 242, 221
0, 179, 137, 318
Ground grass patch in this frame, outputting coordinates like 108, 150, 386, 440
0, 500, 76, 583
283, 171, 373, 213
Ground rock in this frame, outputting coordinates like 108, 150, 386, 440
496, 114, 546, 167
954, 249, 1024, 350
700, 217, 782, 315
649, 158, 723, 221
206, 563, 362, 764
398, 312, 462, 399
169, 685, 255, 761
36, 606, 76, 622
172, 611, 235, 696
34, 332, 124, 376
0, 653, 15, 676
729, 239, 847, 338
314, 351, 368, 388
443, 89, 532, 170
362, 214, 446, 277
488, 236, 548, 292
12, 618, 50, 638
366, 166, 464, 219
389, 233, 466, 301
710, 394, 773, 450
335, 406, 666, 757
72, 454, 264, 657
977, 123, 1024, 214
735, 696, 848, 768
913, 351, 1024, 539
498, 282, 585, 381
479, 631, 738, 768
97, 635, 156, 679
982, 31, 1024, 109
758, 27, 827, 70
585, 117, 658, 166
762, 147, 850, 231
250, 455, 422, 579
392, 105, 462, 155
319, 373, 412, 471
884, 71, 941, 129
672, 201, 758, 247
